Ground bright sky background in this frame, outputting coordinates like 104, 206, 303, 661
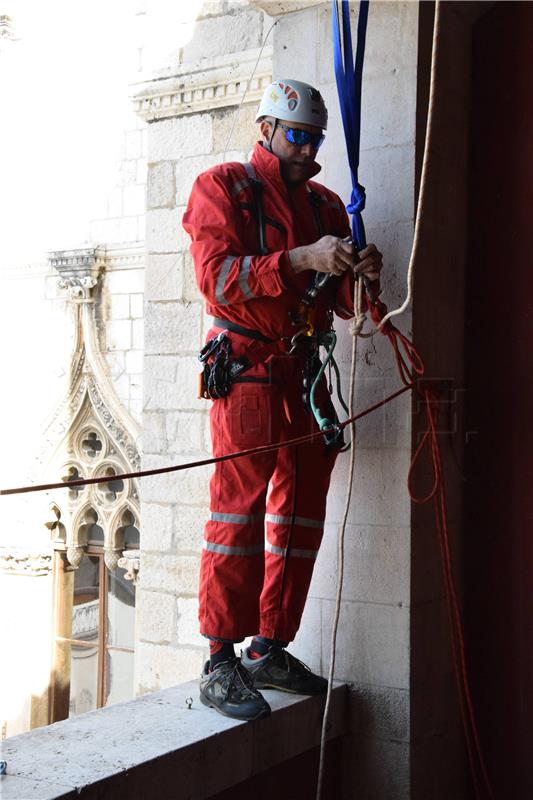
0, 0, 202, 267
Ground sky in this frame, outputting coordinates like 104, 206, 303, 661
0, 0, 202, 267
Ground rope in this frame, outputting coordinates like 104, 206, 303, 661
375, 0, 441, 332
408, 391, 496, 800
0, 385, 412, 497
316, 295, 360, 800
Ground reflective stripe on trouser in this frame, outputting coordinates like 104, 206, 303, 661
199, 345, 339, 642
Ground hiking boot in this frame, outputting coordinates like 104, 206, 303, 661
199, 657, 271, 721
241, 647, 328, 695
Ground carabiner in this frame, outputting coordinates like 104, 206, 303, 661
198, 330, 228, 363
289, 325, 311, 354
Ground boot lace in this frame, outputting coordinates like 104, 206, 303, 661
219, 658, 262, 701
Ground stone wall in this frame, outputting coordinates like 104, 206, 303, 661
135, 1, 274, 693
270, 3, 417, 797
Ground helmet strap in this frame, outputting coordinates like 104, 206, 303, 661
267, 117, 278, 153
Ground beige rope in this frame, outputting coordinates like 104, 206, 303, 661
350, 0, 441, 338
316, 281, 360, 800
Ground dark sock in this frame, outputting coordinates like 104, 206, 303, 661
249, 635, 289, 659
209, 640, 235, 670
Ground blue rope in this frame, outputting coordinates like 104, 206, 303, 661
332, 0, 369, 250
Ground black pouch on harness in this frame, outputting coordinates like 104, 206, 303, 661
198, 331, 249, 400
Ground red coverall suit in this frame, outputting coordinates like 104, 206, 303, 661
182, 141, 356, 643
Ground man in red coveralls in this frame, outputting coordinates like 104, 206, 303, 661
183, 79, 382, 720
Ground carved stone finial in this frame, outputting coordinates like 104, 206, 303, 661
49, 247, 103, 301
66, 545, 85, 569
117, 549, 140, 583
104, 547, 123, 572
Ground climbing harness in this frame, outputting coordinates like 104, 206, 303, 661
223, 160, 349, 443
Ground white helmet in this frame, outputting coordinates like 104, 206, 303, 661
256, 79, 328, 130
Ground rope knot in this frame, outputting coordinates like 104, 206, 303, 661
346, 183, 366, 216
349, 311, 367, 337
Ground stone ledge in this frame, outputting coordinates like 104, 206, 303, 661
0, 680, 347, 800
132, 47, 272, 122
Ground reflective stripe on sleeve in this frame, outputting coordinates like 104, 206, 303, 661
238, 255, 256, 300
203, 540, 263, 556
215, 256, 237, 305
265, 513, 324, 530
210, 511, 263, 525
265, 541, 318, 560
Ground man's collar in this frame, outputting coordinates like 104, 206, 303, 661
249, 141, 322, 189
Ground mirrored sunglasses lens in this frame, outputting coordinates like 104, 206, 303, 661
286, 128, 309, 146
284, 126, 324, 149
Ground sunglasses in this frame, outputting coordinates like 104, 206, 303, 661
278, 123, 325, 150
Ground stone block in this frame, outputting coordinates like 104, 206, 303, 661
107, 187, 123, 218
0, 774, 79, 799
359, 143, 415, 227
90, 216, 138, 244
130, 375, 143, 400
141, 553, 200, 595
326, 447, 411, 528
174, 154, 219, 206
130, 293, 143, 319
273, 5, 320, 84
149, 115, 213, 162
176, 596, 205, 647
144, 354, 201, 411
182, 9, 263, 63
104, 350, 125, 376
117, 159, 138, 187
166, 410, 207, 454
146, 253, 183, 301
174, 504, 209, 554
346, 684, 409, 742
137, 157, 148, 184
212, 104, 258, 154
310, 522, 410, 606
144, 300, 203, 355
144, 354, 178, 383
106, 319, 131, 351
112, 371, 130, 402
125, 130, 143, 160
137, 589, 175, 644
140, 501, 173, 550
291, 596, 323, 676
108, 293, 130, 320
146, 207, 183, 254
341, 735, 410, 800
130, 398, 142, 421
105, 267, 144, 294
140, 454, 212, 506
147, 161, 175, 209
183, 251, 202, 302
126, 349, 143, 374
132, 317, 144, 349
135, 641, 205, 692
123, 183, 146, 216
318, 1, 418, 89
322, 599, 410, 688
